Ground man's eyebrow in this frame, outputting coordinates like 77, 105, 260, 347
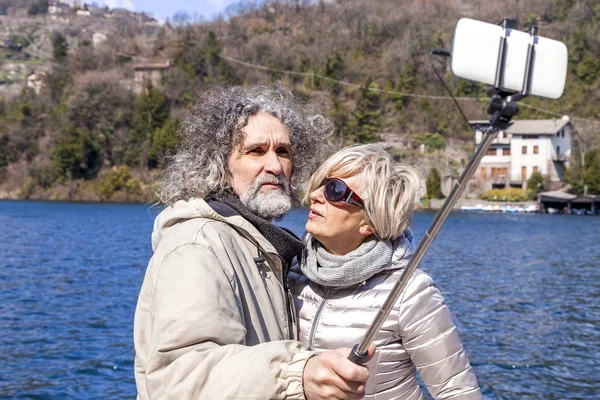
242, 141, 292, 149
241, 141, 267, 149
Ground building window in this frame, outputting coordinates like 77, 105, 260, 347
503, 148, 511, 156
522, 146, 527, 155
557, 145, 560, 156
533, 166, 539, 174
491, 167, 508, 178
480, 168, 487, 180
533, 145, 539, 154
521, 166, 527, 180
486, 149, 497, 156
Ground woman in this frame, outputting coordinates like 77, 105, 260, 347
289, 144, 482, 399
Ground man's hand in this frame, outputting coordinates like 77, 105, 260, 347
302, 344, 376, 400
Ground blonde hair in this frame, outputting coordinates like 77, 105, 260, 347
304, 144, 423, 240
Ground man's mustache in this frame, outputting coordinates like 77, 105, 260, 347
256, 174, 287, 187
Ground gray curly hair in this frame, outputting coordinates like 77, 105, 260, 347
157, 84, 334, 205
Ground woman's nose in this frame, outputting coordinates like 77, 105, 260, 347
310, 186, 325, 203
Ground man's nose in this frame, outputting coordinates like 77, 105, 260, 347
264, 151, 283, 175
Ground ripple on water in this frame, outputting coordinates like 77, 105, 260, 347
1, 203, 599, 399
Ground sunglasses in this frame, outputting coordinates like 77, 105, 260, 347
321, 178, 364, 209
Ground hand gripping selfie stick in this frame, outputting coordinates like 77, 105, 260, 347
349, 19, 539, 364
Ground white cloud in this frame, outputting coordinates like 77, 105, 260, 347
106, 0, 135, 10
79, 0, 135, 10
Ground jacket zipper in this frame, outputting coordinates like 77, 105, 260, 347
270, 253, 295, 341
283, 273, 294, 340
307, 289, 330, 350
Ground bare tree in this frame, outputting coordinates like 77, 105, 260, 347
572, 119, 600, 167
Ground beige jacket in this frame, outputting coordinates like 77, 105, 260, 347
134, 198, 312, 400
289, 233, 482, 400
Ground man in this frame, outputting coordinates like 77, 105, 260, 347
134, 84, 374, 400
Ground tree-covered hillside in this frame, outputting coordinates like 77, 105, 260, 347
0, 0, 599, 201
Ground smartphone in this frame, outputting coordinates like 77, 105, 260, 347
450, 18, 568, 99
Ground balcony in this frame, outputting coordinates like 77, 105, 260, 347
474, 129, 511, 146
553, 154, 569, 162
491, 176, 508, 184
475, 135, 511, 146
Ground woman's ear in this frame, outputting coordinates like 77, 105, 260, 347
358, 223, 376, 237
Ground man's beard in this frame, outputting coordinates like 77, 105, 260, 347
240, 174, 293, 220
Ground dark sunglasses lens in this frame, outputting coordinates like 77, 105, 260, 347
325, 179, 346, 202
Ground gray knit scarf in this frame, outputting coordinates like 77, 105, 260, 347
301, 235, 395, 287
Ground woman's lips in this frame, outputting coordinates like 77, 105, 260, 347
308, 208, 323, 218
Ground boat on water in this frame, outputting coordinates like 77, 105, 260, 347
545, 207, 597, 215
524, 205, 539, 213
460, 204, 539, 213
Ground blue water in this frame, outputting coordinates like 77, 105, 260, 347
0, 201, 599, 399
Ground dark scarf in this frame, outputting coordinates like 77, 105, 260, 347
206, 190, 303, 266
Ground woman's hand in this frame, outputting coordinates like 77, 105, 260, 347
302, 344, 376, 400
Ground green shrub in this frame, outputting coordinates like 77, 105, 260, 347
95, 165, 141, 200
526, 171, 550, 200
411, 133, 445, 151
481, 188, 529, 202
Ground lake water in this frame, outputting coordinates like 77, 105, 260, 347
0, 200, 599, 399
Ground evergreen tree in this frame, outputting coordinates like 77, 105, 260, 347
137, 82, 170, 134
51, 127, 103, 182
567, 149, 600, 194
44, 67, 71, 102
127, 82, 170, 168
173, 27, 205, 78
350, 79, 380, 143
51, 32, 68, 64
582, 149, 600, 194
327, 94, 350, 143
37, 0, 48, 13
322, 51, 344, 94
149, 118, 180, 168
0, 139, 8, 168
203, 31, 238, 83
426, 167, 443, 199
392, 66, 416, 110
27, 2, 39, 15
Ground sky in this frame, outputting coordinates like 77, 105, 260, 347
94, 0, 240, 21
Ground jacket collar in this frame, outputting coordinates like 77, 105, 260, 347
207, 191, 303, 266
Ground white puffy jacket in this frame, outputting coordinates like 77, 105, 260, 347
288, 232, 482, 400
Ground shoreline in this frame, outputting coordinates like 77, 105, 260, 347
425, 198, 538, 211
1, 196, 538, 210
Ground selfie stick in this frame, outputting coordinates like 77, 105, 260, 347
349, 19, 537, 364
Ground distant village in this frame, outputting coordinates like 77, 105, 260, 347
460, 118, 600, 214
0, 0, 165, 96
0, 0, 598, 211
